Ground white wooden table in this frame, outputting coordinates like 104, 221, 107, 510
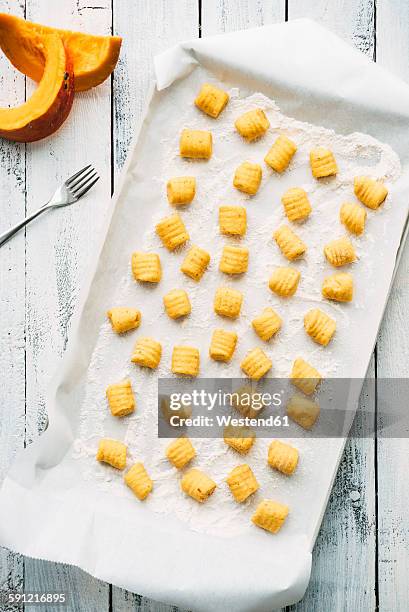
0, 1, 408, 610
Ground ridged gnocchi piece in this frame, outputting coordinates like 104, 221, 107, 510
310, 147, 338, 178
290, 357, 322, 396
304, 309, 336, 346
180, 245, 210, 281
340, 202, 367, 235
160, 396, 192, 423
219, 205, 247, 236
180, 128, 212, 159
224, 424, 255, 454
209, 328, 238, 362
226, 464, 259, 503
287, 394, 320, 430
124, 463, 153, 500
354, 176, 388, 209
281, 187, 312, 222
194, 83, 229, 118
268, 440, 299, 475
167, 176, 196, 205
96, 438, 127, 470
181, 468, 217, 502
214, 286, 243, 318
273, 225, 306, 260
131, 337, 162, 369
264, 134, 297, 173
171, 345, 200, 376
107, 307, 141, 334
235, 108, 270, 141
252, 499, 289, 534
219, 245, 249, 274
252, 307, 282, 341
163, 289, 191, 319
166, 437, 196, 469
322, 272, 354, 302
230, 385, 266, 418
156, 213, 189, 251
131, 252, 161, 283
106, 379, 136, 417
268, 266, 300, 297
240, 347, 272, 380
233, 161, 262, 195
324, 236, 356, 267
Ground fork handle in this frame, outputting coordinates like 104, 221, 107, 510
0, 204, 49, 248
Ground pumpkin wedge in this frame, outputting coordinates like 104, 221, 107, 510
0, 33, 74, 142
0, 13, 121, 91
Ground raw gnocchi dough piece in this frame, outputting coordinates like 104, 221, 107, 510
354, 176, 388, 209
290, 357, 322, 396
268, 266, 300, 297
194, 83, 229, 118
132, 252, 162, 283
181, 468, 217, 502
233, 161, 262, 195
304, 308, 336, 346
171, 345, 200, 376
156, 213, 189, 251
214, 286, 243, 318
287, 394, 320, 430
267, 440, 299, 475
107, 307, 141, 334
252, 307, 282, 341
131, 337, 162, 369
264, 134, 297, 173
106, 379, 135, 417
167, 176, 196, 206
273, 225, 306, 260
163, 289, 191, 319
240, 347, 272, 380
226, 464, 259, 503
219, 245, 249, 274
180, 245, 210, 281
96, 438, 127, 470
224, 424, 256, 454
252, 499, 289, 534
219, 205, 247, 236
209, 328, 238, 362
324, 236, 356, 267
160, 396, 192, 423
166, 437, 196, 469
340, 201, 367, 235
281, 187, 312, 222
124, 463, 153, 500
180, 129, 212, 159
322, 272, 354, 302
235, 108, 270, 141
230, 384, 266, 418
310, 147, 338, 178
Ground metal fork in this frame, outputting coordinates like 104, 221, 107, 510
0, 165, 99, 248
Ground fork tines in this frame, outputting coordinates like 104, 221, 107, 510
66, 164, 100, 199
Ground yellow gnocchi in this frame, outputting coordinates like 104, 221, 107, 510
322, 272, 353, 302
180, 128, 212, 159
131, 337, 162, 369
167, 176, 196, 206
233, 161, 262, 195
340, 202, 366, 235
224, 424, 255, 454
219, 205, 247, 236
230, 385, 266, 418
171, 345, 200, 376
310, 147, 338, 178
132, 252, 161, 283
163, 289, 191, 319
264, 134, 297, 173
304, 308, 336, 346
194, 83, 229, 118
209, 328, 238, 362
240, 347, 272, 380
166, 437, 196, 469
181, 468, 217, 502
324, 236, 356, 267
268, 440, 299, 476
235, 108, 270, 141
268, 266, 300, 297
161, 396, 192, 423
180, 245, 210, 281
214, 286, 243, 319
219, 245, 249, 274
252, 307, 282, 341
290, 357, 322, 396
281, 187, 312, 222
156, 213, 189, 251
354, 176, 388, 209
106, 379, 136, 417
252, 499, 289, 534
273, 225, 306, 260
124, 463, 153, 500
107, 307, 141, 334
287, 394, 320, 430
226, 464, 259, 503
96, 438, 127, 470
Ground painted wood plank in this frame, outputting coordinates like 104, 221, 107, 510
201, 0, 285, 34
374, 1, 409, 609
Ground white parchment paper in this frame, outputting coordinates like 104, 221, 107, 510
0, 19, 409, 612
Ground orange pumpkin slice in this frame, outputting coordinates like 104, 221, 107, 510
0, 13, 121, 91
0, 33, 74, 142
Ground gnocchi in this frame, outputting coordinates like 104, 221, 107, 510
163, 289, 191, 319
268, 266, 300, 297
290, 357, 322, 396
166, 437, 196, 469
354, 176, 388, 209
233, 161, 262, 195
324, 236, 356, 267
180, 129, 212, 159
273, 225, 306, 260
252, 307, 282, 341
268, 440, 299, 475
167, 176, 196, 206
107, 307, 141, 334
219, 205, 247, 236
340, 201, 366, 235
181, 245, 210, 281
171, 345, 200, 376
281, 187, 312, 222
156, 213, 189, 251
304, 308, 336, 346
209, 328, 238, 362
310, 147, 338, 178
224, 424, 256, 454
264, 134, 297, 173
235, 108, 270, 141
219, 245, 249, 274
132, 252, 161, 283
181, 468, 217, 502
240, 347, 272, 380
214, 286, 243, 318
322, 272, 353, 302
194, 83, 229, 118
106, 379, 136, 417
96, 438, 127, 470
124, 463, 153, 500
226, 464, 259, 503
287, 394, 320, 430
252, 499, 289, 534
131, 337, 162, 369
